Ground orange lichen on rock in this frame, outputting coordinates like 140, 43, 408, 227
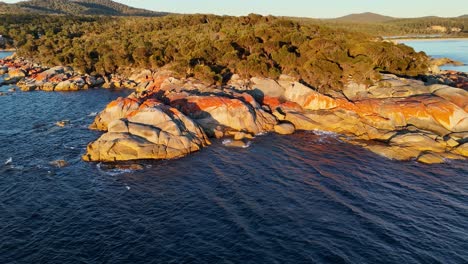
302, 92, 337, 110
107, 97, 140, 109
334, 95, 467, 133
171, 96, 245, 114
138, 98, 163, 109
237, 93, 257, 107
263, 96, 303, 112
91, 97, 141, 130
262, 96, 282, 109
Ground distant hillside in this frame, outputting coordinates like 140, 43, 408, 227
288, 12, 468, 37
334, 12, 396, 23
0, 0, 167, 16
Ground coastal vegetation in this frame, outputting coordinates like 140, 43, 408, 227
302, 14, 468, 37
0, 13, 429, 93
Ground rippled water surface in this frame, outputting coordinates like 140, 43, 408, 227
1, 51, 467, 263
402, 39, 468, 72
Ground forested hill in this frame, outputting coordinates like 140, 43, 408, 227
333, 12, 396, 23
0, 14, 429, 93
0, 0, 166, 16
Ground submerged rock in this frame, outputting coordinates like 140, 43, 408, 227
222, 139, 251, 148
50, 160, 68, 168
99, 163, 144, 171
55, 120, 70, 127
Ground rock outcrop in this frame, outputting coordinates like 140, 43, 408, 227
0, 57, 119, 91
83, 99, 210, 162
82, 70, 468, 163
169, 92, 277, 138
2, 52, 466, 164
90, 97, 141, 131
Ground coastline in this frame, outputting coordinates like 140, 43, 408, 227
395, 37, 468, 73
391, 37, 468, 43
2, 53, 467, 164
0, 49, 16, 52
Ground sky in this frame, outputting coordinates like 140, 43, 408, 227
2, 0, 468, 18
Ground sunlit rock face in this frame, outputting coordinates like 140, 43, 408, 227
82, 71, 467, 164
83, 99, 210, 162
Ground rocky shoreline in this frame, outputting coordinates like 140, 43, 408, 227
1, 56, 467, 164
0, 55, 139, 92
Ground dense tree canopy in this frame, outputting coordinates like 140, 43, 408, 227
0, 14, 430, 92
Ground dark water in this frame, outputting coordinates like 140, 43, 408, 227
1, 52, 468, 263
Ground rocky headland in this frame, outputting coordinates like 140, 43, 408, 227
1, 56, 467, 164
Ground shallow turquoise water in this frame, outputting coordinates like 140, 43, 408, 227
402, 39, 468, 72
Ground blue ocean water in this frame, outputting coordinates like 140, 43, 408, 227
1, 51, 467, 263
402, 39, 468, 72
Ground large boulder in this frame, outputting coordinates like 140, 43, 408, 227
33, 66, 65, 82
274, 122, 295, 135
338, 95, 468, 135
7, 68, 26, 78
90, 97, 141, 130
343, 74, 434, 100
54, 80, 72, 91
262, 96, 303, 113
433, 86, 468, 111
83, 100, 210, 162
283, 82, 337, 110
251, 77, 285, 98
170, 93, 277, 137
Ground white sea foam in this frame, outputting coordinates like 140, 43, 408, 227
222, 139, 232, 145
222, 139, 252, 148
63, 144, 76, 150
4, 157, 12, 165
312, 130, 338, 137
310, 129, 341, 144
